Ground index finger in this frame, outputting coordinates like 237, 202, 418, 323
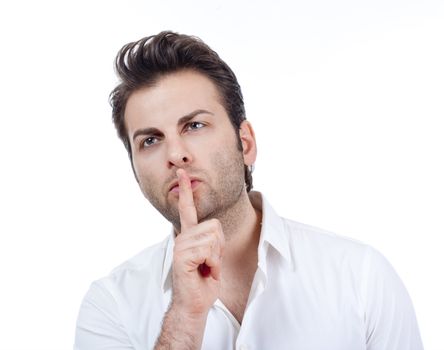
176, 168, 198, 231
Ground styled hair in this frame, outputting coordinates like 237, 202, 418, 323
109, 31, 253, 191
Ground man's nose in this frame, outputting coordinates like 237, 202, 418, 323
166, 138, 193, 169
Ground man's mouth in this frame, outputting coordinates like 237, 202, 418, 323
169, 179, 202, 193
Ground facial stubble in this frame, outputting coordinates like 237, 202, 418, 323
138, 147, 246, 232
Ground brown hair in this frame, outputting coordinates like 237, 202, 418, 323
109, 31, 253, 191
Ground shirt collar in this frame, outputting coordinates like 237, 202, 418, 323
162, 191, 295, 293
250, 192, 294, 272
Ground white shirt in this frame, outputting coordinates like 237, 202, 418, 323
75, 192, 423, 350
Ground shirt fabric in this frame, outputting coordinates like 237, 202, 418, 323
75, 192, 423, 350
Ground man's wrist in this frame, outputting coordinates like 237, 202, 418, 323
168, 301, 209, 325
154, 303, 209, 350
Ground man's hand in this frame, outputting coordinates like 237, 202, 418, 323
155, 169, 225, 349
170, 168, 225, 317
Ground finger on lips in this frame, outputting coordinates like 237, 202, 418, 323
176, 168, 198, 231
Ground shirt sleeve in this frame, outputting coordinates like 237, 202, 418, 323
361, 247, 423, 350
74, 280, 134, 350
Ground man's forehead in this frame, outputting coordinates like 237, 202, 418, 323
125, 71, 225, 133
130, 70, 220, 104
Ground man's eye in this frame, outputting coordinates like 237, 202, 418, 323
142, 136, 158, 148
186, 121, 205, 131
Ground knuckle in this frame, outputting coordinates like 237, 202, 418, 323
190, 246, 210, 261
209, 218, 222, 230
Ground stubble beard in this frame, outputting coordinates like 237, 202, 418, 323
138, 148, 246, 232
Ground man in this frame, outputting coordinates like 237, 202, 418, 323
75, 31, 423, 349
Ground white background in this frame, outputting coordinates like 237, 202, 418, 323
0, 0, 443, 349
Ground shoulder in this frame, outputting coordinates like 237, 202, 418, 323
282, 217, 373, 261
75, 235, 173, 348
101, 234, 173, 293
83, 233, 172, 305
287, 219, 427, 348
76, 234, 172, 331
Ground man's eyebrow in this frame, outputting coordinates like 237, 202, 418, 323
177, 109, 214, 126
132, 109, 214, 141
132, 127, 161, 141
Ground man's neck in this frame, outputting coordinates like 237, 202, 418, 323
217, 191, 262, 265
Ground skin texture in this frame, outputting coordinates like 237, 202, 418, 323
124, 70, 260, 349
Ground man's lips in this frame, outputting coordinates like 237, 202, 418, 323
168, 179, 202, 193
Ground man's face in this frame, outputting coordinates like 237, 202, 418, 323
124, 70, 247, 229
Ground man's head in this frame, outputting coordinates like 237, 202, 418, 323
110, 31, 253, 192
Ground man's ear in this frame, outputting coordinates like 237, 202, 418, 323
239, 120, 257, 167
